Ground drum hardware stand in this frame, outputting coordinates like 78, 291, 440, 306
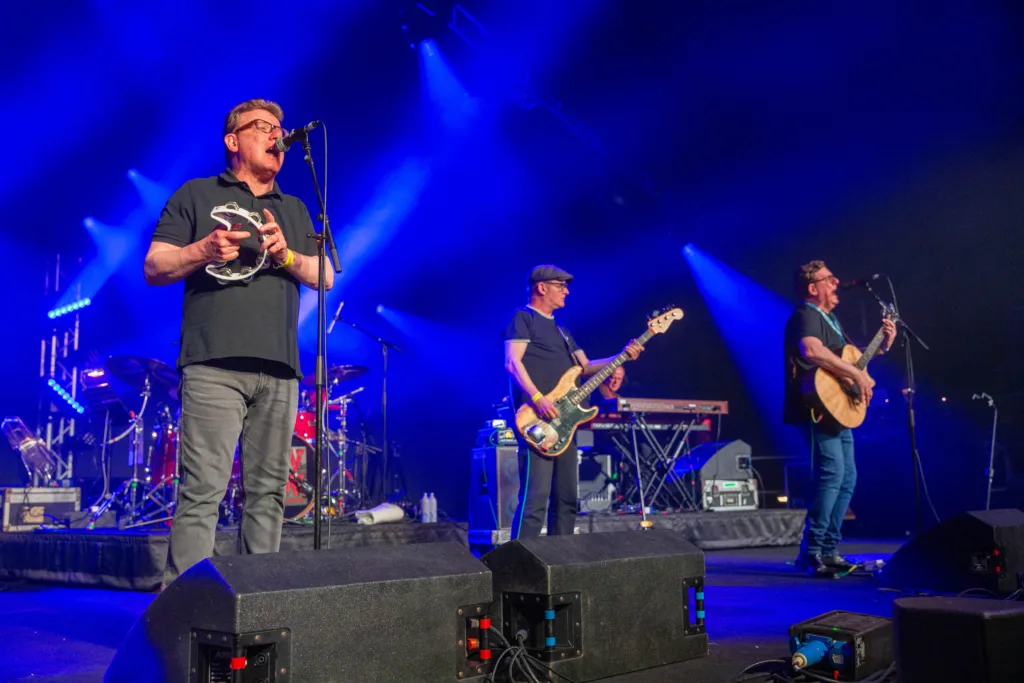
88, 379, 154, 528
296, 124, 342, 551
134, 403, 182, 525
342, 395, 383, 510
331, 316, 402, 505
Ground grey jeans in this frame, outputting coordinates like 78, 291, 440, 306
163, 362, 299, 587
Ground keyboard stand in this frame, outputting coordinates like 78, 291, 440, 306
612, 414, 700, 510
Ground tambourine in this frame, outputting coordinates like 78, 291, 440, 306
205, 202, 269, 284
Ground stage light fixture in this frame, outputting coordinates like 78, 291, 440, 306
47, 298, 92, 319
47, 378, 86, 414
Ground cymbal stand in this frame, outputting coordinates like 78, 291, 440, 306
333, 317, 402, 504
973, 392, 999, 510
89, 378, 152, 528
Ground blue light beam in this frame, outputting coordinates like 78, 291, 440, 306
419, 39, 480, 133
683, 243, 794, 446
127, 169, 172, 219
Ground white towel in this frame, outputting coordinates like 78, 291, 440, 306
354, 502, 406, 525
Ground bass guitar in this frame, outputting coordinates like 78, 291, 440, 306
515, 307, 684, 457
801, 302, 898, 429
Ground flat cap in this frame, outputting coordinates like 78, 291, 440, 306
528, 264, 574, 286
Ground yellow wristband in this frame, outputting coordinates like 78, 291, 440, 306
530, 391, 543, 403
280, 249, 295, 268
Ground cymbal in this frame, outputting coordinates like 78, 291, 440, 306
301, 364, 368, 387
105, 355, 179, 394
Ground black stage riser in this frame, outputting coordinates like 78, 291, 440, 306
104, 542, 492, 683
482, 529, 709, 682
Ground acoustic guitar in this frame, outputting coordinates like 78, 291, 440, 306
515, 308, 684, 457
801, 303, 898, 429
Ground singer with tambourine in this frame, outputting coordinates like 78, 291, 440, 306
143, 98, 333, 589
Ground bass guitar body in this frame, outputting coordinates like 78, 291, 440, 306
514, 367, 599, 458
802, 344, 875, 429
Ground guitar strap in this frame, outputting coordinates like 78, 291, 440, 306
556, 326, 584, 368
805, 302, 850, 346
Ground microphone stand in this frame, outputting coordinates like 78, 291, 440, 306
332, 315, 403, 504
973, 393, 998, 510
865, 278, 929, 536
299, 130, 341, 551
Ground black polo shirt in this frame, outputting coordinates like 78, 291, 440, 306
151, 170, 317, 379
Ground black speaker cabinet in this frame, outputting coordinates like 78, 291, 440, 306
881, 509, 1024, 595
469, 446, 520, 531
681, 439, 753, 481
104, 543, 493, 683
894, 597, 1024, 683
481, 529, 708, 682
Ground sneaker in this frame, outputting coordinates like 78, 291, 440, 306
822, 554, 857, 571
795, 553, 832, 577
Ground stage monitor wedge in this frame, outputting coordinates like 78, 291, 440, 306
482, 529, 708, 682
881, 509, 1024, 595
104, 542, 493, 683
894, 597, 1024, 683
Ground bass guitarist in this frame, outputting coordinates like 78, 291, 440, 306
503, 265, 644, 539
783, 260, 896, 576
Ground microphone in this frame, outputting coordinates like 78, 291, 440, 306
270, 120, 322, 153
327, 300, 344, 334
841, 273, 883, 290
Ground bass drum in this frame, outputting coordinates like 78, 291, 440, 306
221, 434, 317, 524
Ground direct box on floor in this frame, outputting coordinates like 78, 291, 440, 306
1, 487, 81, 531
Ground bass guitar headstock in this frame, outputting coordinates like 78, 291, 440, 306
647, 307, 684, 335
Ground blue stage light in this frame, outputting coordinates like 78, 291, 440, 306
47, 298, 93, 319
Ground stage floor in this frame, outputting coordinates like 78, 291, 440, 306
0, 540, 902, 683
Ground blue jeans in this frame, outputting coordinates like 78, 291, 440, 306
800, 424, 856, 556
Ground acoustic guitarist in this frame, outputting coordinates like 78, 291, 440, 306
783, 260, 896, 576
503, 265, 644, 539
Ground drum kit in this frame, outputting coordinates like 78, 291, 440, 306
85, 354, 379, 530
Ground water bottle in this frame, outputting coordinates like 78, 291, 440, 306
427, 492, 437, 523
420, 492, 430, 523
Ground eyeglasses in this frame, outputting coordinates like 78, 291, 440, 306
543, 281, 569, 291
811, 275, 839, 286
234, 119, 287, 137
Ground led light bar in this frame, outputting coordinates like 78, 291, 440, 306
47, 379, 85, 414
47, 298, 92, 319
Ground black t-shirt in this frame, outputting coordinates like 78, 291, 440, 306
151, 170, 317, 379
782, 303, 847, 425
503, 307, 581, 409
